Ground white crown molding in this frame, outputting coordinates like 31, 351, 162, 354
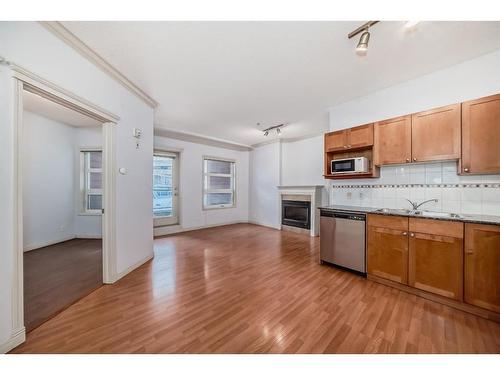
40, 21, 158, 109
154, 126, 253, 152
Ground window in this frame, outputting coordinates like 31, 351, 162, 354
81, 150, 103, 213
153, 154, 174, 218
203, 157, 235, 209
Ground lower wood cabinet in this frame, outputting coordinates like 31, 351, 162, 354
408, 218, 464, 301
465, 223, 500, 313
367, 215, 409, 284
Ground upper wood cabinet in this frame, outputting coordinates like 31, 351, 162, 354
367, 214, 409, 284
348, 124, 374, 149
374, 115, 411, 165
324, 130, 347, 152
324, 124, 373, 152
462, 94, 500, 174
408, 218, 464, 301
465, 223, 500, 313
411, 104, 461, 163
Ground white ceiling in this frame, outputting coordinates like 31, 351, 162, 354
62, 21, 500, 146
23, 90, 102, 127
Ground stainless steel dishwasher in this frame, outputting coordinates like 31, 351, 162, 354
320, 209, 366, 274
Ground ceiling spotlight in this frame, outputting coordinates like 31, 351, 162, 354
356, 29, 370, 54
348, 21, 378, 55
404, 21, 420, 29
264, 130, 269, 136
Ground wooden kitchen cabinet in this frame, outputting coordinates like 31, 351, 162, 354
374, 115, 411, 165
324, 130, 347, 152
411, 104, 461, 163
324, 124, 373, 152
408, 218, 464, 301
462, 93, 500, 174
348, 123, 374, 149
465, 223, 500, 313
367, 215, 409, 284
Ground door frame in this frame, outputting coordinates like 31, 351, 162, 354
153, 150, 180, 227
10, 63, 119, 341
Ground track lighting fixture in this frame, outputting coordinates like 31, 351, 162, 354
356, 29, 370, 54
262, 124, 285, 137
348, 21, 379, 55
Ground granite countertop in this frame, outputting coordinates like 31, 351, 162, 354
318, 205, 500, 226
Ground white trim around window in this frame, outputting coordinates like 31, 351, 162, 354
202, 156, 236, 210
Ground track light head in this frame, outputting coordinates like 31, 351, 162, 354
276, 127, 281, 136
356, 30, 370, 55
264, 130, 269, 136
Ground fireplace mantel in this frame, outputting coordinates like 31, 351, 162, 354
277, 185, 324, 236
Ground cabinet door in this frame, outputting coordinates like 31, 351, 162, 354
347, 124, 374, 149
411, 104, 461, 163
367, 222, 409, 284
374, 115, 411, 165
325, 130, 347, 152
462, 94, 500, 174
465, 223, 500, 313
408, 232, 463, 301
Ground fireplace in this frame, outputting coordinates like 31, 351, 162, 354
282, 200, 311, 229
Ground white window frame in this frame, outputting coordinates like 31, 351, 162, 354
202, 156, 236, 210
79, 148, 103, 215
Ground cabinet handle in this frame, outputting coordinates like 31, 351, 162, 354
406, 158, 410, 163
402, 232, 407, 236
465, 249, 474, 254
347, 145, 352, 148
464, 168, 469, 173
413, 157, 417, 162
410, 233, 415, 237
343, 145, 348, 149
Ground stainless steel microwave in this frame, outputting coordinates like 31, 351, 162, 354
331, 157, 369, 174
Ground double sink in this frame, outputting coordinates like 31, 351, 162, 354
375, 208, 463, 219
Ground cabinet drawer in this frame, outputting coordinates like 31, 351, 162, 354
409, 218, 463, 238
368, 214, 408, 231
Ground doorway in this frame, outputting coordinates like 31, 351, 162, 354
153, 152, 179, 227
21, 89, 106, 331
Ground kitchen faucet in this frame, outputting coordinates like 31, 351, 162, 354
405, 198, 438, 210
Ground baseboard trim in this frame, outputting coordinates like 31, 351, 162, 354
154, 220, 250, 237
23, 235, 76, 252
248, 219, 281, 230
1, 327, 25, 353
75, 235, 102, 239
113, 253, 154, 283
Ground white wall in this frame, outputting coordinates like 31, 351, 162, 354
329, 49, 500, 131
249, 142, 282, 228
327, 48, 500, 214
281, 135, 325, 187
154, 136, 249, 230
23, 111, 77, 250
0, 22, 154, 350
22, 111, 103, 251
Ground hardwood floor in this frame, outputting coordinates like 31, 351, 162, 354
12, 224, 500, 353
23, 238, 102, 332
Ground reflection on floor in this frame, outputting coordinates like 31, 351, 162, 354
23, 238, 102, 332
13, 224, 500, 353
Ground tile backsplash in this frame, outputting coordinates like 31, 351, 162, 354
329, 161, 500, 216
